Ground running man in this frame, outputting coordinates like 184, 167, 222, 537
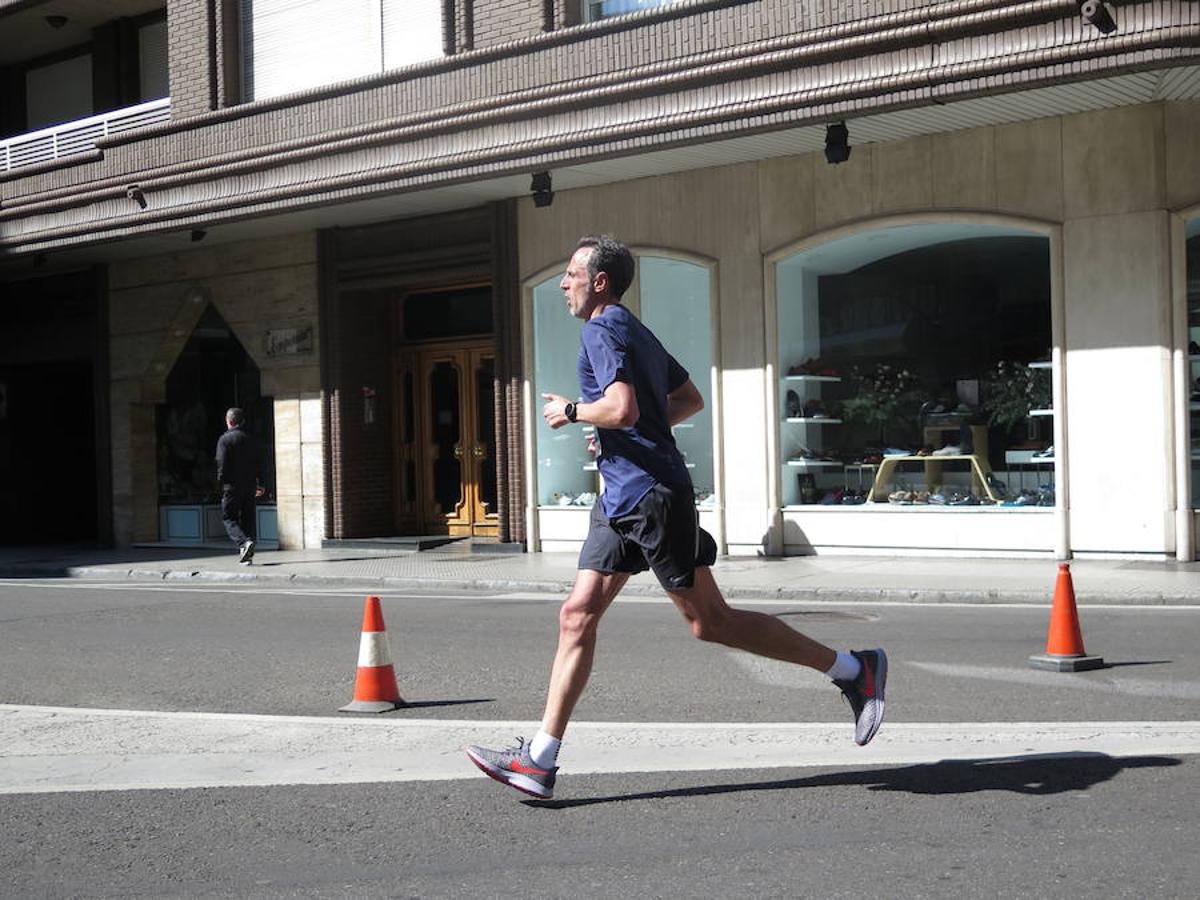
466, 236, 886, 799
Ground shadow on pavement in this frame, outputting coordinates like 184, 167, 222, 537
0, 545, 220, 578
528, 753, 1182, 810
399, 698, 494, 710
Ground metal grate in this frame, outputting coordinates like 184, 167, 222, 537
0, 97, 170, 174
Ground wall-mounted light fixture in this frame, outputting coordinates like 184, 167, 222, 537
1079, 0, 1117, 34
531, 171, 554, 208
824, 122, 851, 165
44, 15, 68, 29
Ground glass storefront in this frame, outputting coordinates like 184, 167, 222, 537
775, 223, 1053, 510
530, 255, 715, 509
1188, 220, 1200, 509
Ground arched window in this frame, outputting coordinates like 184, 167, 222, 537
775, 222, 1053, 511
1187, 218, 1200, 510
529, 253, 716, 511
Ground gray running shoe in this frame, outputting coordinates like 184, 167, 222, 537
465, 736, 557, 799
834, 648, 887, 746
238, 539, 255, 564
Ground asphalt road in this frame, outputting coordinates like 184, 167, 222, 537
2, 579, 1198, 898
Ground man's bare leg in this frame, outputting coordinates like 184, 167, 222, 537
540, 568, 629, 739
666, 567, 836, 670
667, 566, 887, 746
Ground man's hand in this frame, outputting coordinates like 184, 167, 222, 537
542, 393, 572, 429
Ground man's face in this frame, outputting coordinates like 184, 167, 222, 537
560, 247, 599, 320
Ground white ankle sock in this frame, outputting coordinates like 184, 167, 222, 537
825, 651, 862, 682
529, 730, 561, 769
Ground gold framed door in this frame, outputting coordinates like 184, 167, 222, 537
401, 342, 498, 537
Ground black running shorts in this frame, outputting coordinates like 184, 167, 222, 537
578, 483, 718, 591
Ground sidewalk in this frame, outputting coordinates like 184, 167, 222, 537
1, 541, 1198, 605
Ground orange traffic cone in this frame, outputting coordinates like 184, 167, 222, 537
1028, 563, 1105, 671
339, 596, 406, 712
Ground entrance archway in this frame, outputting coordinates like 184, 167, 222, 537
156, 305, 275, 544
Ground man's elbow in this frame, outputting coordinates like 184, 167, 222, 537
614, 399, 640, 429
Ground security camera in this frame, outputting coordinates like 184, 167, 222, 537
125, 185, 147, 209
1080, 0, 1117, 35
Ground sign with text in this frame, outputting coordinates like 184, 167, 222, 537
265, 325, 314, 357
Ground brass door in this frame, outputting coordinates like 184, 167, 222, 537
397, 343, 497, 536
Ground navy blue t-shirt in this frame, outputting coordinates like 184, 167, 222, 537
577, 303, 692, 517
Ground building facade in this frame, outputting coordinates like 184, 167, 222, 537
1, 0, 1198, 559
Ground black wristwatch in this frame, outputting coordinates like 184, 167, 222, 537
564, 401, 578, 423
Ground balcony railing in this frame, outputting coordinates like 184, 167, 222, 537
1, 97, 170, 174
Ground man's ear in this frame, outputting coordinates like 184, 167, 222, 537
593, 270, 609, 294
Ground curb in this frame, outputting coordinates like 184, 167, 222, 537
2, 564, 1198, 606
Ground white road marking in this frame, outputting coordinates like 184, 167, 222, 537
1, 704, 1197, 795
908, 661, 1200, 700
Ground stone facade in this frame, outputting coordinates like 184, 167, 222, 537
107, 233, 322, 548
519, 100, 1200, 557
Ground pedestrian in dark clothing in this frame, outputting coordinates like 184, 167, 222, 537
215, 407, 263, 564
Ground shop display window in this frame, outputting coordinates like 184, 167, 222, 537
1187, 221, 1200, 509
532, 277, 595, 507
531, 255, 715, 508
775, 223, 1053, 510
638, 257, 715, 504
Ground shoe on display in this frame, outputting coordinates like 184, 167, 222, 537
932, 444, 962, 456
949, 494, 979, 506
465, 736, 557, 799
833, 648, 888, 746
1032, 445, 1054, 460
786, 390, 802, 417
803, 399, 828, 418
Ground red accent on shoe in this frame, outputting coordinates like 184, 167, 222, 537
510, 759, 549, 776
860, 657, 876, 698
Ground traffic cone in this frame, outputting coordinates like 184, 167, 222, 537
339, 595, 406, 712
1028, 563, 1105, 672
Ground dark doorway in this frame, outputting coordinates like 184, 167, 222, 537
0, 362, 97, 543
156, 306, 274, 505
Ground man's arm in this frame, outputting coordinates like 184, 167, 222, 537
667, 378, 704, 426
543, 380, 639, 430
215, 434, 228, 484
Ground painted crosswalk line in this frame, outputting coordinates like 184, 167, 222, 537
2, 704, 1198, 795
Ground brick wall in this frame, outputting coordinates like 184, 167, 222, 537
327, 289, 395, 538
166, 0, 214, 118
472, 0, 547, 49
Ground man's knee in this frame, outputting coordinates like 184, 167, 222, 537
558, 588, 606, 640
674, 594, 732, 644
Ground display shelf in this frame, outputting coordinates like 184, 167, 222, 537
784, 374, 842, 383
1029, 408, 1054, 417
1005, 450, 1055, 464
785, 459, 842, 468
784, 417, 843, 424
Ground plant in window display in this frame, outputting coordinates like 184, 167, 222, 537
841, 363, 923, 444
982, 360, 1052, 431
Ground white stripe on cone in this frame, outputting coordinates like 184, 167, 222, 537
357, 631, 393, 668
